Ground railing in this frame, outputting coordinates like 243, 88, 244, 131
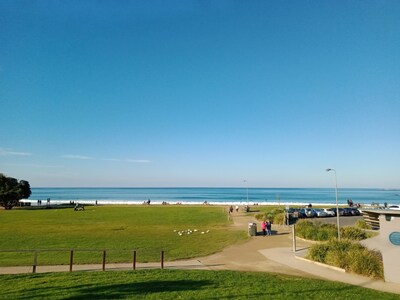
0, 249, 166, 273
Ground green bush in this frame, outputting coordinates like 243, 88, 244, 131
340, 226, 367, 241
306, 243, 330, 263
273, 212, 285, 225
347, 248, 383, 279
296, 221, 338, 241
306, 240, 383, 279
255, 207, 285, 223
355, 219, 371, 230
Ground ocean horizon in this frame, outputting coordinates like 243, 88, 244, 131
27, 187, 400, 207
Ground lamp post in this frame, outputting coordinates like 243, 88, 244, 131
243, 180, 249, 206
326, 168, 340, 240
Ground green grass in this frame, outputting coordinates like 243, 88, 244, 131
0, 206, 246, 266
1, 269, 398, 299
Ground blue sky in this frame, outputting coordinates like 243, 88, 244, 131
1, 0, 399, 188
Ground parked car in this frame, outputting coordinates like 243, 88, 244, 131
332, 207, 346, 216
322, 208, 336, 217
304, 208, 317, 218
342, 207, 356, 216
348, 207, 361, 216
314, 208, 328, 217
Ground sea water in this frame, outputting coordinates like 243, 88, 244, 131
28, 187, 400, 206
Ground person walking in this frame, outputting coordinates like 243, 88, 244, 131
261, 220, 267, 236
266, 220, 272, 235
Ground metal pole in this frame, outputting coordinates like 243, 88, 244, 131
327, 168, 340, 241
292, 225, 297, 252
334, 171, 341, 241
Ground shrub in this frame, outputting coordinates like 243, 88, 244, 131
347, 248, 383, 279
340, 226, 367, 241
355, 219, 371, 230
306, 240, 384, 279
273, 213, 285, 225
306, 243, 330, 263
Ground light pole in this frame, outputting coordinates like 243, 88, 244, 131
243, 180, 249, 206
326, 168, 340, 240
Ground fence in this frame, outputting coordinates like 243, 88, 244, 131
0, 249, 166, 273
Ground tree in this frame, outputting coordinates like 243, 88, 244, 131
0, 173, 31, 210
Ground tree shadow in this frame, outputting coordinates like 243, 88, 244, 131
64, 279, 212, 299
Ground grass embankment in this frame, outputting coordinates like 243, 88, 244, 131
0, 206, 245, 266
1, 269, 398, 300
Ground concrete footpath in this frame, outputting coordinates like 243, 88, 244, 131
1, 212, 400, 295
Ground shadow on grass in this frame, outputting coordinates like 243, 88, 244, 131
68, 280, 212, 299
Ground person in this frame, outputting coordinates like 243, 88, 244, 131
266, 220, 272, 235
229, 206, 233, 214
261, 220, 267, 236
235, 205, 239, 212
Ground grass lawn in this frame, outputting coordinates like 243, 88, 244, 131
0, 206, 246, 266
1, 269, 398, 300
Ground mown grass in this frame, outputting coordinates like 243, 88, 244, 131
0, 206, 246, 266
1, 269, 398, 300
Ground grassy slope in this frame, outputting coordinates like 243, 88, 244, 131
1, 270, 398, 300
0, 206, 246, 265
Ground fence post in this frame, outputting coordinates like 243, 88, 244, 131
32, 251, 38, 273
132, 250, 136, 270
69, 250, 74, 272
161, 250, 164, 269
102, 250, 106, 271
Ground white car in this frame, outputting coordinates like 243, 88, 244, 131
322, 208, 336, 217
314, 209, 328, 217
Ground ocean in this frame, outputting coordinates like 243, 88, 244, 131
28, 187, 400, 206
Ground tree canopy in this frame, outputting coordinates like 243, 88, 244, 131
0, 173, 31, 210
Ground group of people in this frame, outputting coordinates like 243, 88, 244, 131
261, 220, 272, 236
228, 205, 240, 214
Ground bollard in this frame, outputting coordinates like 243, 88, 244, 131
292, 225, 297, 253
132, 250, 136, 270
69, 250, 74, 272
32, 251, 38, 273
161, 250, 164, 269
102, 250, 106, 271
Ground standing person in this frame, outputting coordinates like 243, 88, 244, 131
235, 205, 239, 212
261, 220, 267, 236
266, 220, 272, 235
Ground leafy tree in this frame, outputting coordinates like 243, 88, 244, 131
0, 173, 31, 210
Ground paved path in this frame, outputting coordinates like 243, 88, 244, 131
1, 211, 400, 295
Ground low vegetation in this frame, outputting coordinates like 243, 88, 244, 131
0, 206, 246, 266
295, 220, 369, 241
254, 207, 286, 225
0, 269, 397, 299
307, 240, 384, 279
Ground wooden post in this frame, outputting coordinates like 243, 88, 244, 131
69, 250, 74, 272
32, 251, 38, 273
132, 250, 136, 270
161, 250, 164, 269
102, 250, 106, 271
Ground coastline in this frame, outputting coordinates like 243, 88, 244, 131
19, 199, 361, 207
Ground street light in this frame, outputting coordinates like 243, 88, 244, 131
326, 168, 340, 240
243, 180, 249, 205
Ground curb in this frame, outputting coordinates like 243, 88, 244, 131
295, 256, 346, 273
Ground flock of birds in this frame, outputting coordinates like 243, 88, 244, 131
174, 229, 210, 236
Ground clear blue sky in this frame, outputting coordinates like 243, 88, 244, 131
1, 1, 399, 188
